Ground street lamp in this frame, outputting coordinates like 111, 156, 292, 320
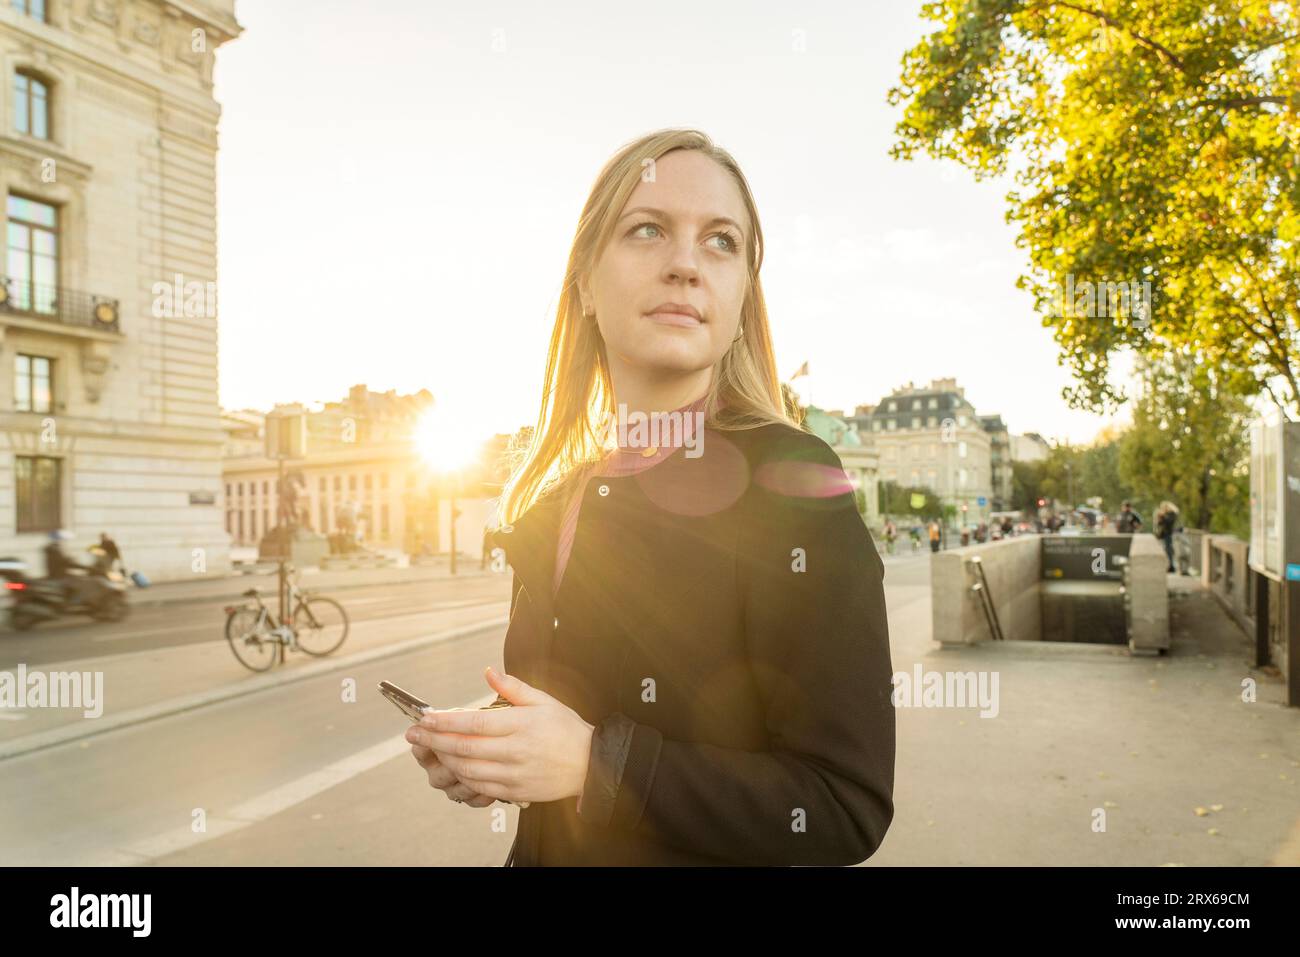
413, 407, 487, 575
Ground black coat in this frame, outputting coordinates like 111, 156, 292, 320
486, 421, 895, 866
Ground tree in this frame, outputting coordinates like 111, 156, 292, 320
878, 480, 945, 521
889, 0, 1300, 415
1118, 350, 1251, 535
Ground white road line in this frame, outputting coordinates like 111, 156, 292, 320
89, 691, 499, 866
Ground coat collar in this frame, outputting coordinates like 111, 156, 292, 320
487, 481, 570, 607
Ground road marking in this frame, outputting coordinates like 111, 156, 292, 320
90, 691, 499, 866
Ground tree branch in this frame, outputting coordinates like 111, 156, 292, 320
1024, 1, 1191, 75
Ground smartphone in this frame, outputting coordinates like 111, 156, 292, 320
381, 681, 528, 808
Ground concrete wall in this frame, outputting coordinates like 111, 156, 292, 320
1203, 534, 1251, 632
1126, 534, 1170, 654
931, 536, 1041, 646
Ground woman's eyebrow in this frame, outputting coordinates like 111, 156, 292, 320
619, 206, 746, 235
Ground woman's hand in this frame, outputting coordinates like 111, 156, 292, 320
410, 741, 497, 808
405, 666, 595, 806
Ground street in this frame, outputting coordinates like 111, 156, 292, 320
4, 550, 1297, 867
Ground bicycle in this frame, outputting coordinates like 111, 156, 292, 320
224, 567, 350, 672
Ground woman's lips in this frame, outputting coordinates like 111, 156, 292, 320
646, 311, 703, 328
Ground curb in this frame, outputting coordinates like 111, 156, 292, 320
0, 614, 509, 763
0, 566, 501, 621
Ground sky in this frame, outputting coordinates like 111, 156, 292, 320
212, 0, 1130, 446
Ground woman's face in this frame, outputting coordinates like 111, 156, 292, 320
580, 149, 752, 385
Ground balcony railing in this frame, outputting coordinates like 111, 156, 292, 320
0, 277, 121, 333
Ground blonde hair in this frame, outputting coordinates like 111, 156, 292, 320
497, 128, 795, 526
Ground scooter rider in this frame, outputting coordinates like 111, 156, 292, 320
43, 530, 94, 606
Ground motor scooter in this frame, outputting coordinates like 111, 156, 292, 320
0, 548, 130, 630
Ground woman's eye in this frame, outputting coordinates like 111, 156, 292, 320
629, 222, 740, 253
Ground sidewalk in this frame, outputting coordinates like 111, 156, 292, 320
873, 570, 1300, 866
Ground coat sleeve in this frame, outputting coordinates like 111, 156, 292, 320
575, 430, 896, 865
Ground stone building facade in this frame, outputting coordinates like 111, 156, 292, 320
0, 0, 241, 580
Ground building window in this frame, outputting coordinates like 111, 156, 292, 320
928, 398, 937, 409
14, 353, 52, 412
237, 482, 243, 496
888, 401, 897, 411
10, 1, 47, 20
320, 503, 328, 532
7, 195, 58, 313
959, 441, 968, 458
15, 454, 60, 531
912, 399, 921, 410
262, 508, 269, 532
333, 475, 341, 492
237, 511, 244, 540
261, 480, 268, 495
910, 470, 919, 484
348, 475, 357, 491
871, 420, 881, 432
380, 473, 388, 489
887, 420, 896, 431
912, 417, 921, 429
381, 504, 389, 537
927, 416, 937, 427
250, 511, 257, 540
225, 483, 231, 499
14, 70, 49, 139
318, 477, 326, 494
364, 474, 372, 491
958, 415, 968, 427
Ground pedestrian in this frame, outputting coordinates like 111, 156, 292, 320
1001, 516, 1013, 538
98, 532, 125, 575
1156, 501, 1178, 573
883, 518, 897, 555
929, 518, 941, 552
1116, 500, 1143, 534
406, 130, 894, 867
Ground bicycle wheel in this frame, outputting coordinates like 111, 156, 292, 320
293, 596, 349, 656
226, 606, 277, 672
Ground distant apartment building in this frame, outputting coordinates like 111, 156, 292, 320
979, 414, 1013, 510
850, 378, 996, 520
0, 1, 241, 579
1010, 432, 1051, 463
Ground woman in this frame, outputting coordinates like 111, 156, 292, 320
406, 128, 895, 866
